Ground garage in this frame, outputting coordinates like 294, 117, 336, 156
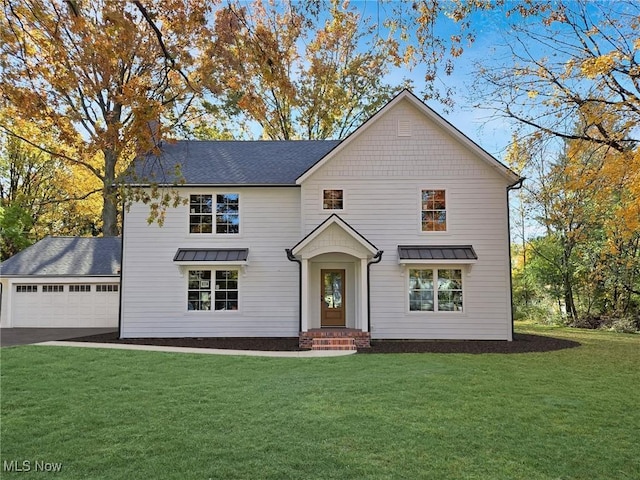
1, 237, 121, 328
10, 281, 119, 327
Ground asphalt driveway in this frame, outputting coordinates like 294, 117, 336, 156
0, 328, 118, 347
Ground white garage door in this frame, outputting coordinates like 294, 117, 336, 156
12, 282, 119, 327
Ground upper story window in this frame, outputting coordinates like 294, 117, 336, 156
323, 189, 343, 210
421, 189, 446, 232
189, 194, 239, 234
190, 195, 213, 233
216, 194, 240, 234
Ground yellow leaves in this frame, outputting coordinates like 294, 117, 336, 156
562, 58, 577, 79
580, 52, 620, 79
527, 90, 539, 99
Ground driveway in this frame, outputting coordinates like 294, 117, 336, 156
0, 328, 118, 347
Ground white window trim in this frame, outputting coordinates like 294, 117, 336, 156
405, 265, 466, 314
187, 192, 242, 237
320, 186, 346, 213
417, 187, 449, 235
186, 268, 241, 313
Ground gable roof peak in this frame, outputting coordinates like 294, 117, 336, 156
296, 88, 521, 185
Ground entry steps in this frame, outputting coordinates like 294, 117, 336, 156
311, 337, 357, 351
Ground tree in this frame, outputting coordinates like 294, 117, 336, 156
0, 116, 103, 259
470, 0, 639, 324
202, 0, 407, 140
0, 0, 212, 236
507, 128, 639, 325
474, 0, 639, 152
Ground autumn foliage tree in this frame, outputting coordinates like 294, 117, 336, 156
0, 125, 101, 259
474, 0, 640, 327
474, 0, 639, 152
0, 0, 212, 236
202, 0, 407, 140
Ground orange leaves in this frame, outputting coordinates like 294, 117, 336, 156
1, 0, 215, 234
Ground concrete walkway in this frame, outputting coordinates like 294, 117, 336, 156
34, 341, 357, 358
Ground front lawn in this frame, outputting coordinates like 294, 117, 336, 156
1, 324, 638, 479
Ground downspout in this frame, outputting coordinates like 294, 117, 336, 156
117, 200, 126, 339
507, 178, 525, 340
285, 249, 302, 332
367, 250, 384, 333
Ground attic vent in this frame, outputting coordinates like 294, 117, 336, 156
397, 118, 412, 137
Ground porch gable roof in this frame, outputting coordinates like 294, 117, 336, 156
290, 214, 379, 259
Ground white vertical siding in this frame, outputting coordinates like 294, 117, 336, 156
121, 187, 301, 337
301, 98, 513, 340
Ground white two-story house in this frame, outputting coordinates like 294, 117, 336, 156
120, 90, 522, 347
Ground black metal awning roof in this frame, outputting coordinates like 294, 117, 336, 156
397, 245, 477, 261
173, 248, 249, 262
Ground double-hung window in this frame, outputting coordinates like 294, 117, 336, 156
189, 194, 239, 234
421, 189, 446, 232
188, 269, 238, 311
189, 195, 213, 233
409, 268, 463, 312
216, 194, 240, 234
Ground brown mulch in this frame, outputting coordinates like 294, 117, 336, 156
67, 331, 580, 354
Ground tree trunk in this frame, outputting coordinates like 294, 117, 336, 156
102, 148, 119, 237
561, 242, 578, 322
563, 275, 578, 322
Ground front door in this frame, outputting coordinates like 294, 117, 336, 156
321, 269, 345, 327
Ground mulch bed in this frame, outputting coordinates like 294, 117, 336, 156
67, 331, 580, 354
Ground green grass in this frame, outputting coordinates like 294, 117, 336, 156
1, 324, 639, 480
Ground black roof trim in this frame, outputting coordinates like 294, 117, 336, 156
173, 248, 249, 262
397, 245, 478, 261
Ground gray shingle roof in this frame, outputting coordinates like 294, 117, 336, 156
173, 248, 249, 262
132, 140, 341, 185
397, 245, 478, 261
0, 237, 121, 276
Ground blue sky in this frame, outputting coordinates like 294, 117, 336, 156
348, 1, 520, 160
228, 1, 524, 157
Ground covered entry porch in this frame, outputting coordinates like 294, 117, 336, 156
287, 215, 382, 349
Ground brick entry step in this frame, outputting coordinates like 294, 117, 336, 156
299, 328, 371, 350
311, 337, 356, 351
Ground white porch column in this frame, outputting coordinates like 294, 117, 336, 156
360, 258, 368, 332
301, 258, 309, 332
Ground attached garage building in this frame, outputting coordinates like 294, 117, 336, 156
0, 237, 121, 328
